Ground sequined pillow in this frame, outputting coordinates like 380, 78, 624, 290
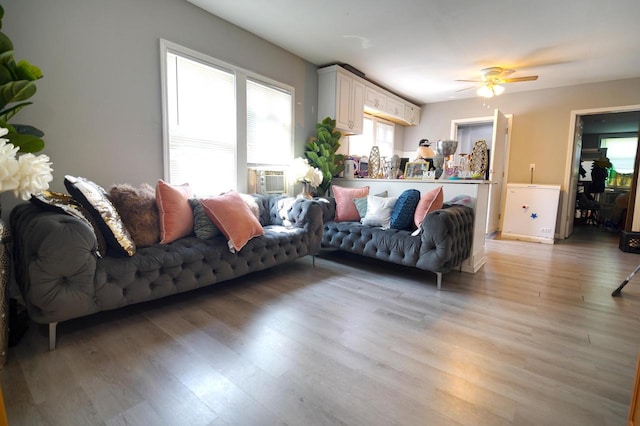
64, 175, 136, 257
30, 190, 108, 257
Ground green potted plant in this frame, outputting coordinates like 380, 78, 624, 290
304, 117, 344, 196
0, 4, 45, 153
0, 5, 52, 201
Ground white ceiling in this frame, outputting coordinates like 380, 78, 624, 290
187, 0, 640, 104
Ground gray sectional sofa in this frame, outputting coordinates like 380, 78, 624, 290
317, 197, 474, 288
10, 195, 322, 350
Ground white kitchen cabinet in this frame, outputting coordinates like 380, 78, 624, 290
364, 85, 387, 112
404, 104, 421, 126
318, 65, 421, 131
385, 96, 404, 119
318, 65, 365, 135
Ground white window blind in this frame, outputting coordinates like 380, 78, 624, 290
166, 52, 236, 196
247, 79, 292, 164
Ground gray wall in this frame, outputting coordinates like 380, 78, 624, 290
2, 0, 319, 218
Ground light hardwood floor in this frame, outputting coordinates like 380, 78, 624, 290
2, 225, 640, 425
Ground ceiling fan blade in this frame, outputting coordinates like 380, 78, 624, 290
503, 76, 539, 83
455, 79, 482, 83
456, 86, 476, 92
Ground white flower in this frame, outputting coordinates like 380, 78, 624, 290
14, 153, 53, 200
0, 129, 53, 200
289, 157, 323, 188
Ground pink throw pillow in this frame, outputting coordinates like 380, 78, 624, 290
200, 190, 265, 253
156, 180, 194, 244
414, 186, 444, 228
332, 185, 370, 222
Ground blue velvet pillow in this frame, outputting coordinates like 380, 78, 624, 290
390, 189, 421, 230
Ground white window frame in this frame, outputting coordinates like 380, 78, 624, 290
160, 39, 294, 194
347, 114, 395, 158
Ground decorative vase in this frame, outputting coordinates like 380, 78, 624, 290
297, 182, 313, 199
368, 146, 380, 179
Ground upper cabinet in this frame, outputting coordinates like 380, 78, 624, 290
318, 65, 420, 134
404, 104, 420, 126
318, 66, 365, 135
364, 86, 387, 112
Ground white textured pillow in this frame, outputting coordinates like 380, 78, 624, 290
361, 195, 398, 229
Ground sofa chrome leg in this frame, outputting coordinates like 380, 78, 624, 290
312, 254, 316, 267
436, 272, 442, 290
49, 322, 58, 351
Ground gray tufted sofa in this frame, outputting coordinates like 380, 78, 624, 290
10, 195, 322, 350
318, 198, 474, 289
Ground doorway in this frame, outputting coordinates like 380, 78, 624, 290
451, 110, 512, 235
562, 106, 640, 238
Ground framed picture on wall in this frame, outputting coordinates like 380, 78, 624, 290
404, 161, 429, 179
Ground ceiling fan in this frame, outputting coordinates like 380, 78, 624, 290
457, 67, 539, 98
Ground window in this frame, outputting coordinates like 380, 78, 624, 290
601, 137, 637, 174
347, 115, 395, 158
161, 40, 294, 196
247, 78, 292, 164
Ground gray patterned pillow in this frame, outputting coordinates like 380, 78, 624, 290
188, 199, 221, 239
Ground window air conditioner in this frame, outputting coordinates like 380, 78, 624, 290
248, 168, 287, 194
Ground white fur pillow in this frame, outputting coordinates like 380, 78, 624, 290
361, 195, 397, 229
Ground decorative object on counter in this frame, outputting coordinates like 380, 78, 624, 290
343, 158, 357, 179
415, 139, 435, 161
389, 155, 401, 178
432, 154, 445, 179
404, 161, 429, 179
305, 117, 344, 196
368, 146, 380, 179
470, 139, 488, 179
358, 156, 368, 177
289, 157, 323, 199
0, 5, 46, 154
435, 140, 458, 180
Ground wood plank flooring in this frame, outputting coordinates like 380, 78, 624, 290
2, 225, 640, 425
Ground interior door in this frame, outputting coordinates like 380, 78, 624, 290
486, 109, 508, 234
564, 116, 583, 238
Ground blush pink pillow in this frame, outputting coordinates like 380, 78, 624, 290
156, 180, 194, 243
200, 190, 264, 253
332, 185, 370, 222
414, 186, 444, 228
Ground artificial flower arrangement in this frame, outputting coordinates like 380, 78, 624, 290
290, 157, 323, 188
0, 127, 52, 200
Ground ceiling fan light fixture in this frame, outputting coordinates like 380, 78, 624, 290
493, 84, 505, 95
477, 85, 494, 98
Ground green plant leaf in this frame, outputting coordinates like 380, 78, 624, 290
0, 101, 32, 122
0, 80, 36, 110
5, 132, 45, 153
0, 64, 11, 85
306, 151, 319, 162
16, 60, 42, 81
12, 123, 44, 137
0, 32, 12, 54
